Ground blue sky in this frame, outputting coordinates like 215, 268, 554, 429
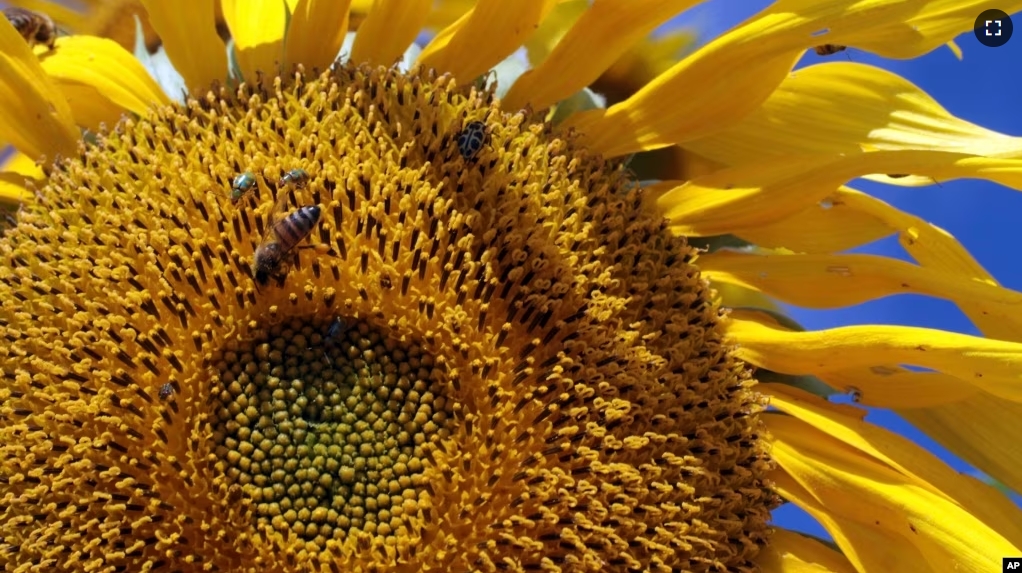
666, 2, 1022, 540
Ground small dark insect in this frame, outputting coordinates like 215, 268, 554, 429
887, 174, 909, 178
326, 317, 348, 340
229, 171, 257, 204
252, 190, 322, 288
158, 383, 173, 400
813, 44, 847, 56
457, 121, 488, 160
278, 168, 310, 189
4, 7, 57, 51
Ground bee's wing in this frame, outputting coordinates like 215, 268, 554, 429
257, 187, 293, 247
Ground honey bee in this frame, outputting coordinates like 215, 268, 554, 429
813, 44, 847, 56
278, 168, 310, 189
456, 121, 488, 161
4, 7, 57, 51
252, 190, 322, 288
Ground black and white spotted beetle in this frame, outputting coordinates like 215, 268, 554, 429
456, 121, 488, 161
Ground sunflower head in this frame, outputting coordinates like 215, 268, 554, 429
0, 60, 776, 570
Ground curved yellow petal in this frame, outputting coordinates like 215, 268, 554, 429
659, 150, 1022, 238
221, 0, 287, 79
46, 83, 125, 132
700, 252, 1022, 328
843, 1, 1022, 59
0, 149, 43, 207
824, 368, 978, 409
140, 0, 228, 92
945, 40, 963, 61
767, 410, 1021, 572
726, 309, 980, 409
733, 187, 892, 253
561, 0, 925, 157
831, 190, 1022, 495
1, 148, 44, 179
284, 0, 350, 71
828, 189, 990, 288
683, 62, 1022, 168
350, 0, 432, 66
767, 384, 1022, 545
900, 397, 1022, 499
728, 319, 1022, 404
713, 281, 782, 313
424, 0, 475, 30
656, 156, 834, 237
416, 0, 559, 83
39, 35, 169, 122
757, 528, 857, 573
521, 0, 589, 67
503, 0, 701, 111
770, 464, 984, 573
0, 22, 77, 160
0, 173, 31, 205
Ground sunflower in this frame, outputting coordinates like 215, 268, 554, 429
1, 0, 1021, 571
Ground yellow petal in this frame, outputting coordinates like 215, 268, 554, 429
732, 187, 892, 253
825, 189, 990, 288
1, 148, 44, 179
766, 384, 1022, 544
658, 150, 1022, 238
712, 281, 781, 313
818, 367, 977, 409
284, 0, 350, 71
683, 62, 1022, 168
47, 83, 125, 132
715, 162, 1022, 515
140, 0, 228, 92
416, 0, 559, 83
221, 0, 287, 79
0, 173, 31, 206
767, 410, 1021, 572
757, 528, 857, 573
900, 397, 1022, 499
727, 308, 979, 409
727, 318, 1022, 404
700, 252, 1022, 330
39, 35, 169, 121
0, 149, 43, 207
945, 40, 963, 61
503, 0, 701, 111
770, 467, 969, 573
424, 0, 476, 30
561, 0, 929, 157
657, 158, 843, 238
843, 1, 1022, 59
0, 21, 77, 160
349, 0, 431, 66
831, 190, 1022, 496
521, 0, 589, 67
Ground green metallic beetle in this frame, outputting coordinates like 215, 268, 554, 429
229, 171, 256, 204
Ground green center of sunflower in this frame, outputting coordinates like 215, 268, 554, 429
0, 61, 777, 570
212, 317, 448, 544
